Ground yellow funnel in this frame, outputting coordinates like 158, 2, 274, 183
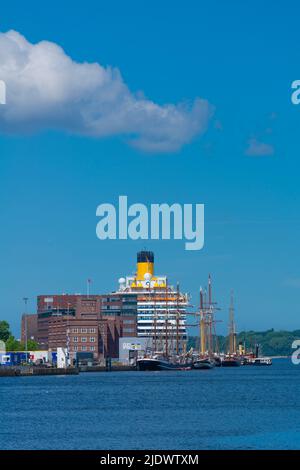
136, 251, 154, 280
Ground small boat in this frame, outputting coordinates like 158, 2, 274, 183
240, 357, 252, 365
137, 357, 192, 371
193, 358, 215, 370
252, 357, 272, 366
241, 356, 272, 366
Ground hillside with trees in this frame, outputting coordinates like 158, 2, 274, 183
188, 329, 300, 356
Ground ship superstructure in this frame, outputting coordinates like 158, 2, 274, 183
117, 251, 188, 356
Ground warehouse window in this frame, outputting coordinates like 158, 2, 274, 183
73, 337, 78, 342
81, 337, 87, 342
90, 337, 95, 342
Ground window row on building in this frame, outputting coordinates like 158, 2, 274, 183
71, 336, 96, 343
72, 328, 96, 333
72, 346, 96, 352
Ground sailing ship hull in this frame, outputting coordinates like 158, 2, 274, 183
221, 358, 241, 367
137, 358, 191, 371
213, 357, 222, 367
192, 359, 215, 370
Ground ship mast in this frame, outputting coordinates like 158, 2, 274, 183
207, 274, 213, 355
176, 282, 180, 355
165, 281, 169, 358
153, 287, 157, 353
228, 290, 237, 355
200, 287, 206, 355
199, 275, 220, 357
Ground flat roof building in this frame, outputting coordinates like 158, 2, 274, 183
34, 293, 137, 361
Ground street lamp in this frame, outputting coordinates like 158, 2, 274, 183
23, 297, 28, 361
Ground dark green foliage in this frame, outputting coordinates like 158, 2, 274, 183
5, 335, 22, 351
1, 321, 39, 351
0, 321, 11, 342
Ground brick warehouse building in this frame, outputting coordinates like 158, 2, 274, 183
35, 293, 137, 361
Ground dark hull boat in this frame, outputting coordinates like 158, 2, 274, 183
192, 358, 215, 370
221, 357, 241, 367
137, 358, 191, 371
213, 357, 222, 367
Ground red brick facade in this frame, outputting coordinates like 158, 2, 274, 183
35, 293, 137, 360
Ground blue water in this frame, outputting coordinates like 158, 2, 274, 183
0, 359, 299, 450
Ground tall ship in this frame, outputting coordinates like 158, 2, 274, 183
193, 275, 220, 369
221, 291, 241, 367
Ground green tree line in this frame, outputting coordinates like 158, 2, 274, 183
188, 329, 300, 356
0, 320, 39, 351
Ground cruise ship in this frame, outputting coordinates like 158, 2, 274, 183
117, 251, 189, 356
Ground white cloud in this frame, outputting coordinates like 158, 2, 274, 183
245, 138, 274, 157
0, 30, 214, 152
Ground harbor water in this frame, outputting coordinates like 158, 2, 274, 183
0, 359, 299, 450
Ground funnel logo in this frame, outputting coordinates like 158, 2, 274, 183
0, 80, 6, 104
96, 196, 204, 251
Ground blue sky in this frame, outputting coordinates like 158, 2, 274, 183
0, 0, 300, 336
